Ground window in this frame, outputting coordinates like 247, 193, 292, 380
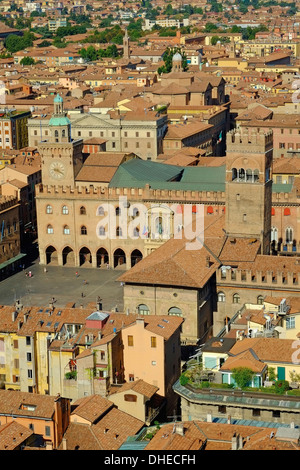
97, 206, 105, 216
151, 336, 157, 348
80, 206, 86, 215
138, 304, 149, 315
136, 142, 139, 148
28, 370, 33, 379
257, 295, 264, 305
116, 227, 122, 237
62, 205, 69, 215
124, 394, 137, 402
47, 225, 53, 234
115, 207, 121, 216
168, 307, 182, 316
99, 226, 105, 236
81, 226, 87, 235
45, 426, 51, 437
286, 316, 295, 329
128, 335, 133, 347
218, 292, 226, 302
27, 353, 32, 362
286, 227, 293, 243
26, 337, 31, 346
271, 227, 278, 242
63, 225, 70, 235
46, 205, 53, 214
233, 293, 240, 304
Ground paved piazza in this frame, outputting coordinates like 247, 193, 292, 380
0, 260, 125, 312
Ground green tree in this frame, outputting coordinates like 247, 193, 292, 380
232, 367, 255, 389
20, 56, 35, 65
5, 32, 34, 53
157, 47, 188, 74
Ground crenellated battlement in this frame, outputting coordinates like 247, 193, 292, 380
35, 183, 227, 204
0, 196, 19, 212
217, 261, 300, 290
226, 127, 273, 153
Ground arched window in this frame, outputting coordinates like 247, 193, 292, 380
133, 227, 140, 238
62, 129, 66, 138
81, 226, 87, 235
97, 206, 105, 216
138, 304, 150, 315
271, 227, 278, 242
253, 169, 259, 182
155, 216, 163, 235
286, 227, 293, 244
47, 224, 53, 234
80, 206, 86, 215
99, 226, 105, 236
116, 226, 122, 237
233, 293, 240, 304
257, 295, 264, 305
168, 307, 183, 317
238, 168, 245, 181
246, 169, 253, 182
46, 205, 53, 214
218, 292, 226, 302
63, 225, 70, 235
115, 206, 121, 216
62, 205, 69, 215
232, 168, 237, 181
133, 207, 140, 217
54, 130, 59, 137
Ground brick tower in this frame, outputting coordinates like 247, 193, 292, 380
225, 127, 273, 255
39, 94, 84, 186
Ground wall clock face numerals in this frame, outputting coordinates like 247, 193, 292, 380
49, 161, 65, 180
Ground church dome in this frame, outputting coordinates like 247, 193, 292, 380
172, 52, 182, 62
54, 93, 63, 103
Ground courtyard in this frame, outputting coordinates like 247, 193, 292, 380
0, 259, 125, 312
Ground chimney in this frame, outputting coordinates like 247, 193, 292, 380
207, 413, 212, 422
206, 256, 210, 268
227, 415, 231, 424
232, 432, 239, 450
175, 422, 184, 436
12, 311, 18, 322
62, 438, 67, 450
46, 441, 53, 450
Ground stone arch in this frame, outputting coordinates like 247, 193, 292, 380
62, 246, 75, 266
45, 245, 58, 265
114, 248, 126, 268
96, 248, 109, 267
131, 249, 143, 267
79, 246, 92, 266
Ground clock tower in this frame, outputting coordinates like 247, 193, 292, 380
39, 94, 84, 186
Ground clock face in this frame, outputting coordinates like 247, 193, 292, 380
49, 161, 66, 180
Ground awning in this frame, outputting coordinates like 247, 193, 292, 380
0, 253, 26, 271
207, 206, 214, 214
271, 207, 275, 216
284, 208, 291, 216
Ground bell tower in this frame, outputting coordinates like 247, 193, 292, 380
39, 94, 84, 186
225, 127, 273, 255
123, 28, 129, 60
